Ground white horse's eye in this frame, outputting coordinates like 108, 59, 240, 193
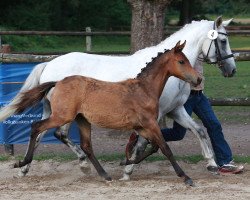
221, 39, 227, 44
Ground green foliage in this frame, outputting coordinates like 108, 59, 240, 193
201, 0, 250, 17
1, 0, 249, 31
0, 0, 131, 31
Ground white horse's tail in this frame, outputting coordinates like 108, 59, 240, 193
0, 62, 47, 121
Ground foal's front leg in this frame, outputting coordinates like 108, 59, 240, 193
128, 119, 193, 186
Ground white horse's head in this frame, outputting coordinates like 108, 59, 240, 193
201, 16, 236, 77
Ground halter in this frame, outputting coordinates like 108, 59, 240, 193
200, 22, 234, 67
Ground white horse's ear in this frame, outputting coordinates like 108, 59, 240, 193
222, 18, 233, 27
215, 16, 223, 28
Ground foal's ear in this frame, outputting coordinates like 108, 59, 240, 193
174, 40, 186, 53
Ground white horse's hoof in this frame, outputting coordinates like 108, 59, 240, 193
79, 160, 91, 174
17, 170, 27, 177
119, 174, 130, 181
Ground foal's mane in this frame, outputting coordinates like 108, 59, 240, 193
136, 49, 170, 79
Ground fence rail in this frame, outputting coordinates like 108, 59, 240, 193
209, 98, 250, 106
0, 29, 249, 36
0, 30, 131, 36
1, 51, 250, 63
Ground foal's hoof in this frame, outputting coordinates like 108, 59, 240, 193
13, 161, 21, 168
184, 178, 194, 187
207, 165, 219, 175
105, 176, 112, 182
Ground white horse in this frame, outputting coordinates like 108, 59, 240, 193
0, 17, 236, 178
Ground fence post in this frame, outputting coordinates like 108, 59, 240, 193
86, 27, 92, 52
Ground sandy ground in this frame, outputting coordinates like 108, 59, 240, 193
0, 122, 249, 200
1, 122, 249, 156
0, 160, 249, 200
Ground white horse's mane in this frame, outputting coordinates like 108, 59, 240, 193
134, 20, 213, 57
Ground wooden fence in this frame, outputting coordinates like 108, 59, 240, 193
1, 51, 249, 63
0, 26, 250, 53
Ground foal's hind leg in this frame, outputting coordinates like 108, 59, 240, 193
19, 99, 51, 177
75, 115, 112, 181
54, 123, 90, 173
14, 117, 62, 168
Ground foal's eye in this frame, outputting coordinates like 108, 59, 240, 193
221, 39, 227, 44
179, 60, 185, 64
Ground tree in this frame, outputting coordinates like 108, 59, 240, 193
128, 0, 172, 53
178, 0, 194, 25
178, 0, 205, 26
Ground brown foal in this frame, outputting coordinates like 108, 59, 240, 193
13, 41, 201, 185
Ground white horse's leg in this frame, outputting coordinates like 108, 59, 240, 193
120, 136, 149, 181
54, 124, 90, 173
18, 99, 51, 177
168, 106, 218, 172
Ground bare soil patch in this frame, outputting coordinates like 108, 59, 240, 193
0, 123, 249, 199
0, 160, 249, 200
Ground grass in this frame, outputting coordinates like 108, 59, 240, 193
204, 61, 250, 98
230, 36, 250, 50
1, 35, 130, 53
1, 153, 250, 164
2, 28, 249, 53
192, 61, 250, 124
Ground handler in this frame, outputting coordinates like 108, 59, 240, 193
161, 59, 244, 174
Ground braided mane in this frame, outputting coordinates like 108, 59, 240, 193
136, 49, 170, 78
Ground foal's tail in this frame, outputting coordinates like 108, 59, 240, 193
2, 82, 56, 119
0, 62, 47, 121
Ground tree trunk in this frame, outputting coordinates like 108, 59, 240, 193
128, 0, 172, 53
179, 0, 190, 25
179, 0, 195, 26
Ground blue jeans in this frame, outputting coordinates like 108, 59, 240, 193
161, 92, 232, 166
